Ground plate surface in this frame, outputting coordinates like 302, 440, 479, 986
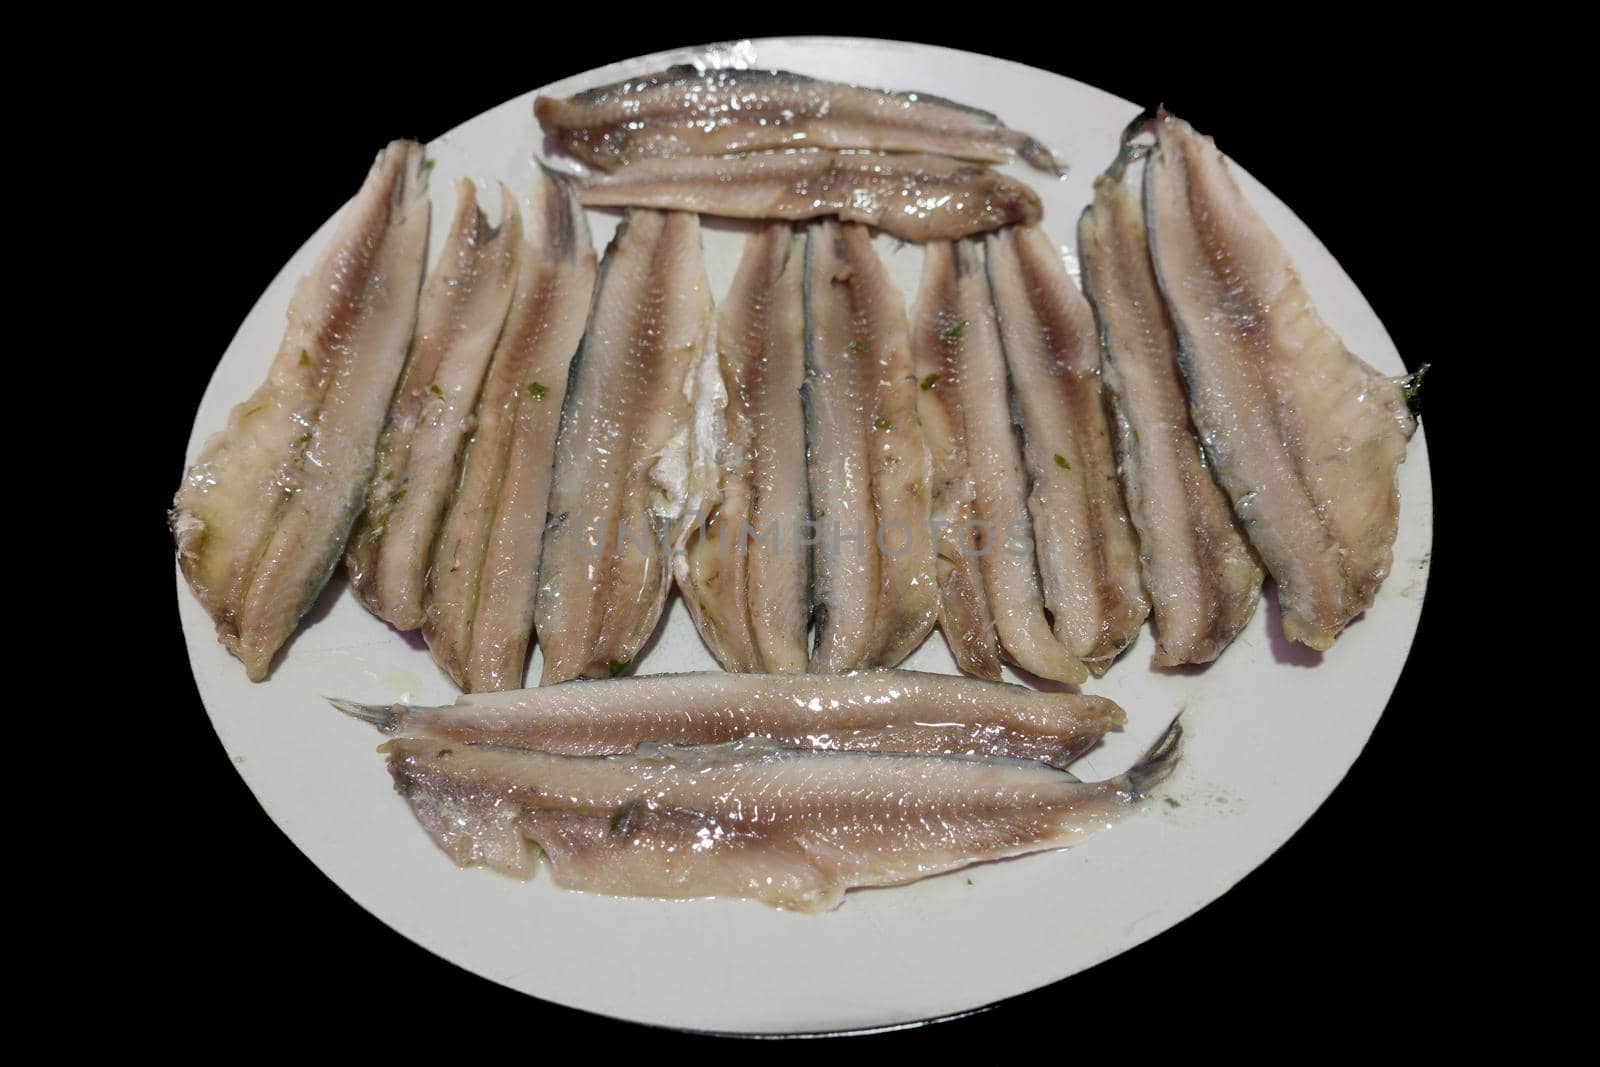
177, 37, 1432, 1034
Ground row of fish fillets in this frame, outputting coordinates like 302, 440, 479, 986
173, 103, 1414, 685
332, 670, 1177, 911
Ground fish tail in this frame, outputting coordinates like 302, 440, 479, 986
327, 696, 400, 733
1126, 717, 1182, 797
1019, 136, 1063, 176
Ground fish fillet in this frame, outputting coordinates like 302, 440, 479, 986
535, 65, 1059, 173
333, 668, 1125, 768
379, 723, 1178, 911
346, 180, 521, 630
913, 241, 1087, 684
1078, 154, 1264, 666
1141, 110, 1415, 650
986, 225, 1150, 674
534, 210, 720, 684
676, 224, 810, 673
577, 150, 1042, 243
424, 169, 597, 691
803, 221, 937, 671
171, 141, 431, 680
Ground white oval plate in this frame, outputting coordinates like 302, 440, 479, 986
177, 37, 1432, 1035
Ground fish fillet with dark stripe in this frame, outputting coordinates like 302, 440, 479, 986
676, 224, 810, 673
912, 240, 1086, 684
986, 225, 1150, 674
577, 150, 1042, 243
534, 210, 720, 684
378, 722, 1178, 911
803, 221, 937, 671
535, 65, 1059, 172
171, 141, 430, 680
347, 181, 521, 631
424, 169, 597, 691
333, 669, 1126, 769
1141, 110, 1415, 650
1078, 152, 1263, 666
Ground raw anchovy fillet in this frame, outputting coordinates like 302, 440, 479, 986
803, 221, 937, 671
332, 668, 1125, 768
1078, 155, 1263, 666
577, 150, 1042, 243
535, 65, 1059, 173
1141, 110, 1415, 650
171, 142, 431, 681
347, 181, 521, 630
534, 210, 720, 684
676, 224, 810, 673
913, 241, 1087, 684
986, 225, 1150, 674
379, 722, 1178, 911
424, 169, 597, 691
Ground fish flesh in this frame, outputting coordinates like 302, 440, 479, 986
535, 65, 1059, 173
346, 181, 521, 630
171, 141, 431, 680
424, 169, 597, 691
912, 241, 1087, 684
1140, 110, 1415, 650
986, 225, 1150, 674
576, 150, 1042, 243
534, 210, 720, 684
332, 668, 1126, 768
803, 221, 937, 671
676, 224, 810, 673
378, 722, 1178, 911
1078, 153, 1263, 666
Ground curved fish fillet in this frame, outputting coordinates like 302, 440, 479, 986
346, 181, 521, 630
333, 668, 1125, 769
1141, 110, 1415, 650
676, 224, 810, 673
379, 723, 1178, 912
1078, 155, 1263, 666
577, 150, 1042, 243
913, 241, 1087, 684
424, 169, 597, 691
803, 221, 937, 671
534, 210, 719, 684
986, 225, 1150, 674
171, 141, 431, 680
535, 65, 1059, 173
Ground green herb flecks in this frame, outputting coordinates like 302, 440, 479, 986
298, 349, 311, 367
526, 382, 549, 400
941, 320, 969, 340
846, 340, 866, 353
874, 416, 892, 431
919, 373, 940, 391
607, 658, 630, 678
428, 383, 444, 398
1054, 453, 1071, 470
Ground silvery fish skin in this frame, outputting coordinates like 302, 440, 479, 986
379, 723, 1178, 912
424, 170, 597, 691
986, 225, 1150, 674
1141, 110, 1415, 650
171, 141, 431, 681
535, 65, 1059, 173
534, 210, 720, 684
576, 150, 1043, 243
912, 241, 1087, 684
676, 224, 810, 673
346, 180, 521, 631
332, 668, 1126, 769
803, 221, 938, 671
1078, 154, 1264, 666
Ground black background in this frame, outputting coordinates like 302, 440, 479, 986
141, 22, 1468, 1045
